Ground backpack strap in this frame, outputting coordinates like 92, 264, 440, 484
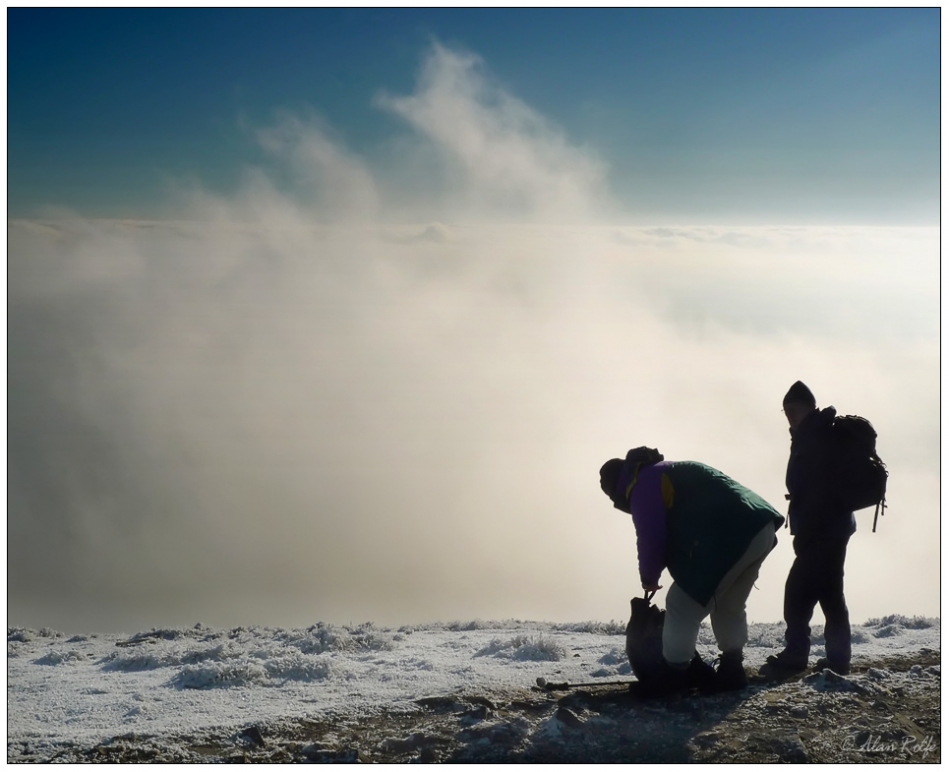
872, 491, 887, 533
871, 449, 888, 533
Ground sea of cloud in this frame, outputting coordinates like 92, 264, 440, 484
7, 44, 939, 633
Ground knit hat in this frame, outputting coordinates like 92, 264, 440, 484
783, 380, 816, 408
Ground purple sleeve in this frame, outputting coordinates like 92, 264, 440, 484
626, 463, 669, 586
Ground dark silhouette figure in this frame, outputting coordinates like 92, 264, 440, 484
761, 381, 854, 678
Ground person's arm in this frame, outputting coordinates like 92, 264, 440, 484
626, 465, 669, 589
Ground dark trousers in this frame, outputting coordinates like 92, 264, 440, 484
783, 536, 851, 665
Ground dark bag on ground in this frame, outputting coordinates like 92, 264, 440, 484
833, 414, 888, 531
626, 595, 717, 692
625, 595, 665, 683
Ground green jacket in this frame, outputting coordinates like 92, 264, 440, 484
628, 460, 785, 606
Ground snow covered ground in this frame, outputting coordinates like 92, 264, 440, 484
7, 614, 940, 762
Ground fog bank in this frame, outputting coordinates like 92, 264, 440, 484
8, 44, 939, 633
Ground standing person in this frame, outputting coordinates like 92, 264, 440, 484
600, 447, 785, 695
760, 381, 855, 679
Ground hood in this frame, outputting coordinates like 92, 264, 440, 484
609, 446, 664, 512
792, 405, 837, 438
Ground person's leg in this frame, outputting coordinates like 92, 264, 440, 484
760, 537, 822, 677
816, 538, 851, 670
662, 582, 707, 666
705, 524, 776, 691
709, 523, 777, 654
781, 537, 823, 664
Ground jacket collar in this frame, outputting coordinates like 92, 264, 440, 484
610, 458, 636, 512
611, 450, 663, 511
791, 405, 837, 439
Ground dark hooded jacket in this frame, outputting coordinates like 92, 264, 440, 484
786, 406, 857, 542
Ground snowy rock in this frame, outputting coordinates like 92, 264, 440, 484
378, 732, 431, 754
554, 707, 585, 729
415, 695, 466, 712
598, 648, 627, 666
770, 735, 808, 763
468, 696, 498, 711
238, 726, 266, 747
458, 704, 491, 723
802, 670, 865, 693
300, 743, 371, 763
300, 742, 330, 760
418, 745, 442, 762
536, 715, 567, 742
691, 731, 720, 749
459, 717, 531, 747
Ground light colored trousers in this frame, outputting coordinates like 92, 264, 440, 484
662, 523, 777, 665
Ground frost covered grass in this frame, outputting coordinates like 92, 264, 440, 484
550, 620, 626, 635
7, 627, 66, 643
865, 614, 937, 630
476, 635, 566, 662
34, 649, 87, 666
7, 615, 940, 762
398, 619, 626, 635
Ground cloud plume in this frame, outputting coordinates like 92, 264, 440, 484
375, 43, 610, 222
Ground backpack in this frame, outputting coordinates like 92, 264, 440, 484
833, 414, 888, 532
625, 594, 665, 684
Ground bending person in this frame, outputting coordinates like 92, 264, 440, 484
600, 447, 784, 695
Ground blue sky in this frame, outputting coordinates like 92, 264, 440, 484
8, 7, 940, 223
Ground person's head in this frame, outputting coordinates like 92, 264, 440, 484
600, 447, 664, 509
599, 458, 624, 500
782, 380, 816, 430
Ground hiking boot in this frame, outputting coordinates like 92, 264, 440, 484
758, 650, 808, 680
638, 660, 689, 698
686, 652, 717, 692
813, 657, 850, 676
706, 650, 748, 693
